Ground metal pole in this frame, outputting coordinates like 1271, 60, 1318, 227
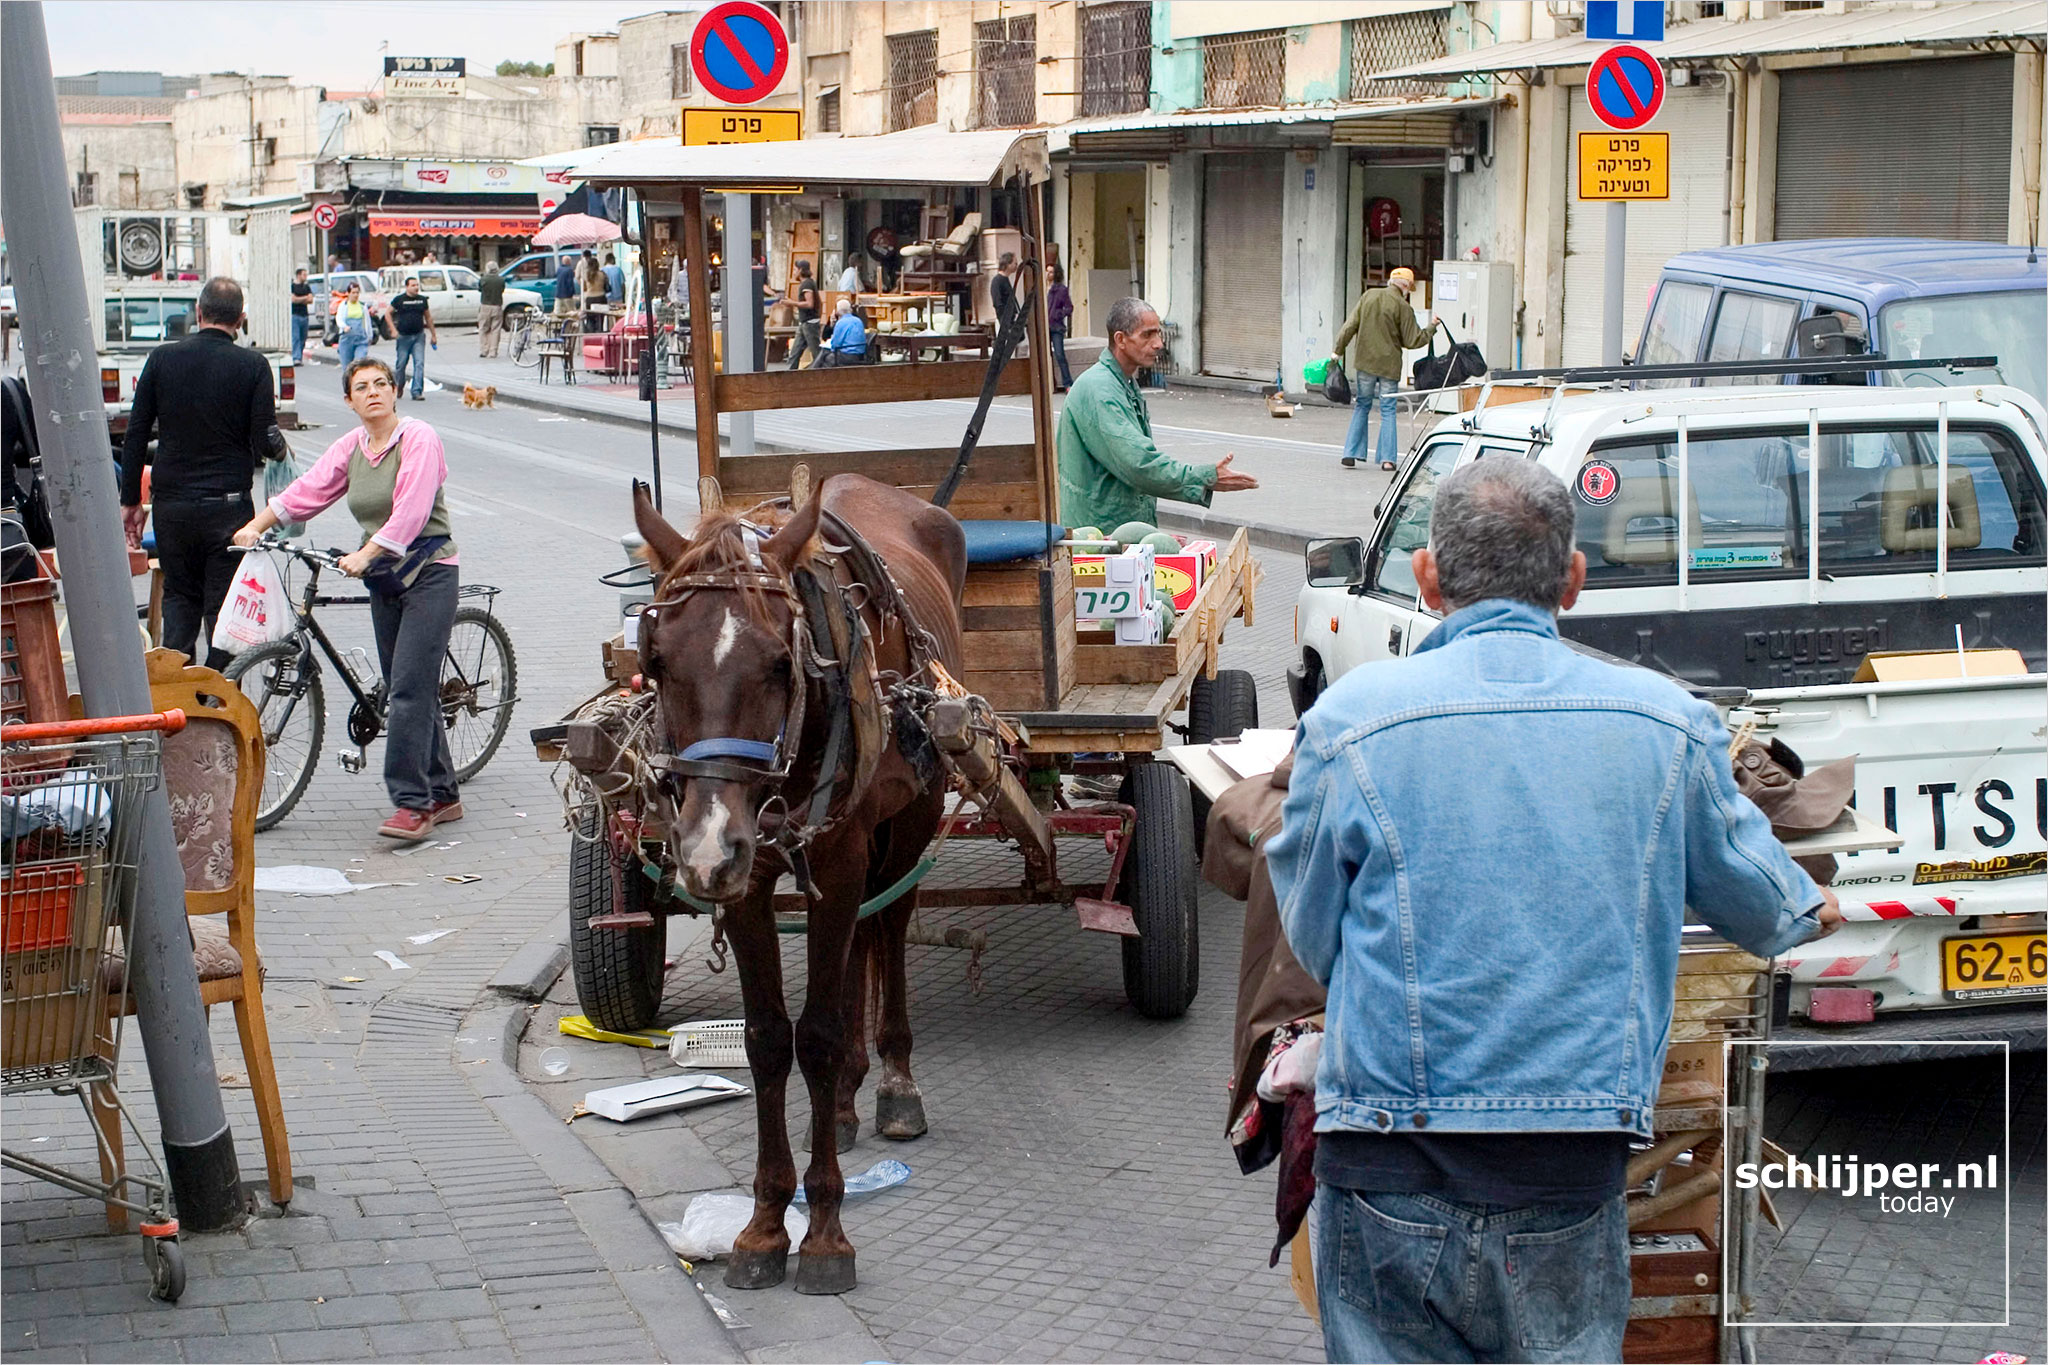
635, 190, 663, 510
2, 1, 244, 1230
1602, 200, 1628, 366
722, 192, 755, 458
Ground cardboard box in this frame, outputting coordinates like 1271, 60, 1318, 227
2, 944, 110, 1073
1658, 1040, 1726, 1105
1074, 539, 1217, 613
1852, 648, 2029, 682
1073, 545, 1154, 620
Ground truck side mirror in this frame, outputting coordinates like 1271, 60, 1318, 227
1305, 536, 1366, 588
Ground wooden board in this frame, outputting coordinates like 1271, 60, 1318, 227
714, 358, 1032, 413
717, 445, 1038, 497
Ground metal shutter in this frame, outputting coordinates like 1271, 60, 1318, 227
1200, 156, 1284, 380
1562, 86, 1730, 367
1775, 58, 2013, 241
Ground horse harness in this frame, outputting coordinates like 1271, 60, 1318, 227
643, 506, 945, 900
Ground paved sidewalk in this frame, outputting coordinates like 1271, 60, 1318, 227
309, 332, 1433, 548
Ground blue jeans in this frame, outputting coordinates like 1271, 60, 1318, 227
393, 331, 428, 397
337, 331, 370, 368
1050, 327, 1072, 388
290, 313, 308, 365
1342, 374, 1402, 466
1313, 1188, 1628, 1364
368, 561, 460, 811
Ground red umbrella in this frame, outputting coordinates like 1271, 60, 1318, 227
532, 213, 621, 248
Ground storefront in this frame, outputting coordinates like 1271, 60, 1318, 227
362, 211, 543, 271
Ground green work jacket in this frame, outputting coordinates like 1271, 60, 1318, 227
1334, 286, 1431, 381
1056, 352, 1214, 532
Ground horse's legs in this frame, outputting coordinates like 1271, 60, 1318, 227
793, 889, 860, 1295
871, 888, 927, 1140
834, 917, 870, 1153
724, 895, 797, 1292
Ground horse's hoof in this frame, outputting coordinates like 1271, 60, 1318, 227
875, 1090, 928, 1141
837, 1117, 860, 1152
724, 1246, 788, 1291
793, 1251, 857, 1296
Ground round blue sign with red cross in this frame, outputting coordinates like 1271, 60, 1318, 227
690, 0, 790, 106
1586, 44, 1665, 131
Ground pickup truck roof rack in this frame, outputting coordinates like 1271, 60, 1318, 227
1488, 354, 1998, 385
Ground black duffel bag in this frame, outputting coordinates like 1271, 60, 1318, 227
1410, 322, 1486, 392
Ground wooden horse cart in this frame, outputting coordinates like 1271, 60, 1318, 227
532, 128, 1261, 1025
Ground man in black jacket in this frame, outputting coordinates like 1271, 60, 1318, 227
120, 276, 276, 670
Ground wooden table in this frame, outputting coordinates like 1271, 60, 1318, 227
871, 330, 994, 364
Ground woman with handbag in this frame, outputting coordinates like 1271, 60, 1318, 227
230, 357, 462, 843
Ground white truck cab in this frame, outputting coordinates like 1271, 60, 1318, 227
1291, 381, 2047, 1050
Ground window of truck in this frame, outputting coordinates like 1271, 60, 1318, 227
507, 256, 547, 282
1816, 424, 2045, 572
1703, 290, 1799, 385
1637, 280, 1712, 382
1879, 292, 2048, 406
1577, 430, 1803, 584
1370, 439, 1465, 600
105, 297, 195, 344
416, 270, 447, 292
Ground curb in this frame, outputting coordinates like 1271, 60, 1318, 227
488, 912, 571, 1000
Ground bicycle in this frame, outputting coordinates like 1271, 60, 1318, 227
223, 535, 519, 829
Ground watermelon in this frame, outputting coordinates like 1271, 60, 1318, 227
1139, 531, 1182, 557
1069, 526, 1105, 545
1109, 520, 1157, 549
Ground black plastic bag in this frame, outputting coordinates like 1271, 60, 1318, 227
1323, 366, 1352, 406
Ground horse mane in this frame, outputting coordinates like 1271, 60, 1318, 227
661, 502, 806, 627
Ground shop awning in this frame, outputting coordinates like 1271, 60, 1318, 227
567, 126, 1049, 190
366, 212, 541, 238
1370, 0, 2045, 81
1051, 96, 1497, 156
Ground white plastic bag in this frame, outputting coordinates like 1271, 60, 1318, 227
264, 454, 306, 539
210, 550, 292, 657
659, 1193, 808, 1262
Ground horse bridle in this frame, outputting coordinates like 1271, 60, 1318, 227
642, 564, 811, 788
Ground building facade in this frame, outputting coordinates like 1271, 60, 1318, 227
618, 6, 802, 138
60, 96, 180, 210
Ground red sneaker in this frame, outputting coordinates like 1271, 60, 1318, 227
378, 808, 435, 842
428, 799, 464, 826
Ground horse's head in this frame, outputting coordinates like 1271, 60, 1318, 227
632, 483, 822, 904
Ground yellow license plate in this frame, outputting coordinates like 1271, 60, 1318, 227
1941, 932, 2048, 1000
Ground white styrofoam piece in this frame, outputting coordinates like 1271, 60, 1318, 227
583, 1073, 752, 1122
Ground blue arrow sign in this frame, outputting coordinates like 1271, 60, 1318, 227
1587, 0, 1665, 42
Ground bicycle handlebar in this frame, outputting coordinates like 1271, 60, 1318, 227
232, 534, 348, 569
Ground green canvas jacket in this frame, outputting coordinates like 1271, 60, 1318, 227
1334, 285, 1431, 381
1056, 352, 1215, 531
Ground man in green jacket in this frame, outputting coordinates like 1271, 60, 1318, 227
1058, 297, 1257, 533
1331, 266, 1438, 471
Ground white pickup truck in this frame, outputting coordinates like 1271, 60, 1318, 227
1290, 382, 2046, 1055
98, 286, 299, 451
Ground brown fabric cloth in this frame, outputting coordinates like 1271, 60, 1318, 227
1203, 754, 1328, 1144
1732, 737, 1857, 886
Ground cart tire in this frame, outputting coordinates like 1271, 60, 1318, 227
569, 811, 666, 1032
1184, 669, 1259, 857
224, 640, 324, 831
145, 1236, 185, 1303
1117, 762, 1200, 1019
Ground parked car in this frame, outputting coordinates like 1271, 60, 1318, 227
310, 271, 387, 346
376, 264, 542, 326
1636, 239, 2047, 404
1291, 381, 2046, 1052
498, 249, 586, 310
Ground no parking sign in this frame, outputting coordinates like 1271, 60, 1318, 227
690, 0, 789, 106
1586, 44, 1665, 132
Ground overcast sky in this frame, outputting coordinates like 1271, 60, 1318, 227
43, 1, 686, 91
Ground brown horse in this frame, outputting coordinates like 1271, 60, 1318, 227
632, 473, 966, 1296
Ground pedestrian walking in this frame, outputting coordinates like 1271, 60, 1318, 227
232, 357, 463, 844
1046, 264, 1074, 391
1331, 266, 1437, 471
816, 296, 868, 367
477, 263, 506, 358
289, 266, 312, 365
602, 251, 625, 304
837, 251, 864, 293
118, 276, 279, 670
1056, 296, 1257, 532
753, 254, 772, 372
1266, 456, 1840, 1365
786, 259, 821, 370
335, 281, 373, 367
387, 276, 438, 401
990, 252, 1019, 328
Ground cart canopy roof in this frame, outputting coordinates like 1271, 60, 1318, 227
566, 127, 1049, 192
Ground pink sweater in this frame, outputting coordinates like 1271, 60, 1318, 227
269, 417, 457, 564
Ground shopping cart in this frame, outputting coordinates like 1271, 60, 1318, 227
3, 709, 190, 1303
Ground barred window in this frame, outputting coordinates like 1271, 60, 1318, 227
818, 87, 840, 132
1202, 29, 1284, 110
975, 15, 1037, 127
1082, 1, 1151, 117
1348, 10, 1449, 100
887, 29, 938, 131
671, 44, 691, 99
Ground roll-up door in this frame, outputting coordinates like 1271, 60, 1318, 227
1200, 156, 1284, 380
1775, 57, 2012, 241
1562, 85, 1729, 367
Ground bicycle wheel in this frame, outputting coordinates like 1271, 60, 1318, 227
224, 640, 325, 830
441, 607, 518, 783
510, 322, 539, 368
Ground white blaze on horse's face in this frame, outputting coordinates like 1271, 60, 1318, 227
711, 608, 742, 669
682, 798, 734, 891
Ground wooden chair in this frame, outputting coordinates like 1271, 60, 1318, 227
94, 649, 291, 1224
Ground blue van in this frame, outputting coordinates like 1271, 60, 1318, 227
1636, 239, 2046, 403
499, 249, 578, 309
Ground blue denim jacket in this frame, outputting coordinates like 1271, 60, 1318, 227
1268, 599, 1822, 1141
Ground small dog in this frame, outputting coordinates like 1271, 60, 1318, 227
461, 383, 498, 410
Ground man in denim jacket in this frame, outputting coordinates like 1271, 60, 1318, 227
1267, 457, 1839, 1363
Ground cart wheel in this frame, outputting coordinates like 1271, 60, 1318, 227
144, 1234, 185, 1303
1117, 762, 1200, 1020
1184, 669, 1259, 857
569, 811, 666, 1032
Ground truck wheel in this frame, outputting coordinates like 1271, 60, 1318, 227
1185, 669, 1259, 856
568, 811, 666, 1032
1117, 762, 1200, 1020
1287, 652, 1326, 719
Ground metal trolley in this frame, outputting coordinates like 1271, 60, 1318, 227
3, 711, 191, 1303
